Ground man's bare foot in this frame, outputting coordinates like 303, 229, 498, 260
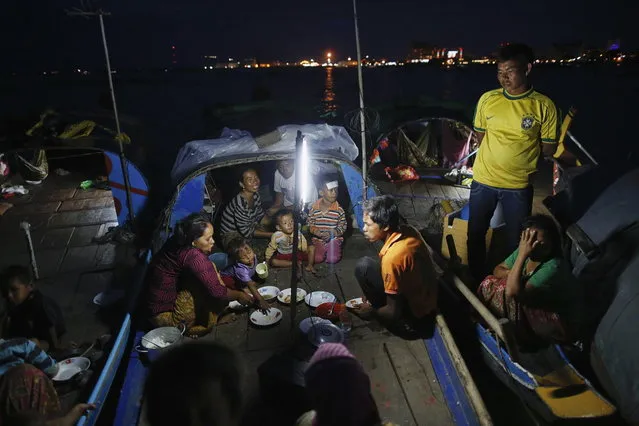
305, 265, 316, 273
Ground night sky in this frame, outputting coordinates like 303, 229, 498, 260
1, 0, 636, 71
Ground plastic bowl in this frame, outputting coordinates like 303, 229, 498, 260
315, 302, 345, 320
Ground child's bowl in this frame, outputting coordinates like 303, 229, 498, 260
315, 302, 345, 321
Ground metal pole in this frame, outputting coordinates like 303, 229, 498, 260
290, 131, 303, 329
20, 222, 40, 280
352, 0, 368, 201
97, 13, 136, 228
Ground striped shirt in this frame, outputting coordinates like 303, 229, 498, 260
146, 239, 228, 316
0, 338, 57, 376
307, 200, 347, 243
220, 192, 265, 240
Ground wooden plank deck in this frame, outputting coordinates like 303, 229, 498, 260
371, 162, 554, 249
0, 172, 135, 344
368, 164, 556, 426
0, 166, 137, 413
192, 233, 456, 426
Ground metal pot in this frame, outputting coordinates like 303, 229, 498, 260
135, 324, 185, 362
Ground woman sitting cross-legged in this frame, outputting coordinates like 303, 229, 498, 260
477, 214, 585, 345
145, 214, 253, 338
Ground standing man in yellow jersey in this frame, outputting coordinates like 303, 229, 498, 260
468, 44, 558, 281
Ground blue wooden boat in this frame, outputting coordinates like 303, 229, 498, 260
109, 123, 493, 426
440, 164, 639, 424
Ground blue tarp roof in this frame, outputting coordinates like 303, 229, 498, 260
170, 124, 359, 185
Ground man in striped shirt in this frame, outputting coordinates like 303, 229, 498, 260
306, 178, 347, 273
219, 168, 273, 248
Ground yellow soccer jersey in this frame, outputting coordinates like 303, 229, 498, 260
472, 87, 558, 189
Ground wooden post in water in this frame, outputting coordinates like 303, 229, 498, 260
289, 131, 304, 329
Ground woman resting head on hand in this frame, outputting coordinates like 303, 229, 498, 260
478, 214, 584, 345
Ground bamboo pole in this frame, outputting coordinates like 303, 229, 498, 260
352, 0, 368, 201
66, 9, 136, 229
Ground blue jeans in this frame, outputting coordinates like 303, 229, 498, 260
467, 181, 533, 280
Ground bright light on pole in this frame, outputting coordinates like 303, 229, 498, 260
299, 138, 310, 205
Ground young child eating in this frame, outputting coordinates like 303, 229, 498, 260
265, 209, 309, 268
0, 265, 66, 351
306, 178, 347, 273
220, 238, 270, 313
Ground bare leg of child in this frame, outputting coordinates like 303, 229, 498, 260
305, 246, 316, 273
271, 258, 293, 268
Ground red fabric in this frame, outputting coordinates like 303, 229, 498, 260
0, 364, 61, 425
312, 239, 343, 264
146, 239, 228, 316
221, 275, 238, 290
477, 275, 567, 343
273, 252, 308, 262
384, 165, 419, 182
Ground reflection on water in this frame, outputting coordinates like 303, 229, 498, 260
321, 67, 337, 115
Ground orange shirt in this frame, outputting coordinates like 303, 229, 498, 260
379, 225, 439, 318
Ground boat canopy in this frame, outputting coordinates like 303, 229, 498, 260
170, 124, 359, 186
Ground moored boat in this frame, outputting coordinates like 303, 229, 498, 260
370, 113, 635, 424
113, 123, 492, 426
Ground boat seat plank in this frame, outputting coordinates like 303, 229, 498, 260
534, 370, 617, 418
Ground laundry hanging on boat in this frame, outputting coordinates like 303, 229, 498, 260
370, 118, 475, 181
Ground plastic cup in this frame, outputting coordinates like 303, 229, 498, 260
339, 310, 352, 334
256, 262, 269, 279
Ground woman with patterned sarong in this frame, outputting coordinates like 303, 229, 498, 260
146, 214, 254, 338
477, 215, 584, 344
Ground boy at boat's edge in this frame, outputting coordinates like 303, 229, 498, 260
351, 195, 439, 336
0, 265, 66, 353
468, 43, 559, 282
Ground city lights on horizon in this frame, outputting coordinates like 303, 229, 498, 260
21, 42, 635, 76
